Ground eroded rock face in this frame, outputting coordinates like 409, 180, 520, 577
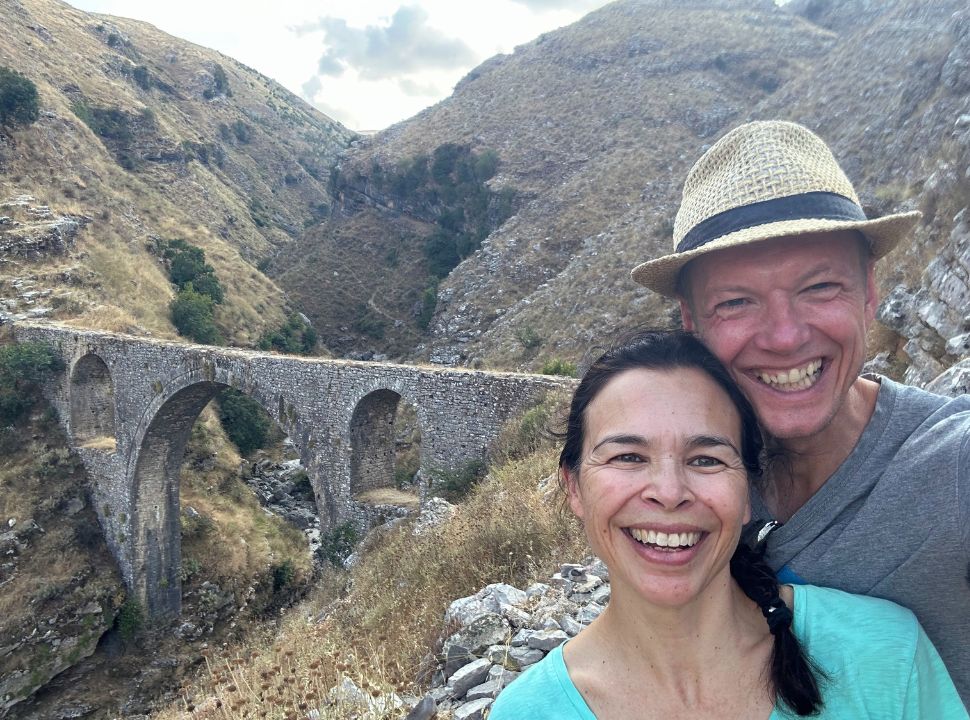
878, 206, 970, 387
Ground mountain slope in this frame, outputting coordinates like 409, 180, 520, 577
0, 0, 354, 345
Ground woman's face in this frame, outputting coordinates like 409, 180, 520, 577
565, 367, 750, 609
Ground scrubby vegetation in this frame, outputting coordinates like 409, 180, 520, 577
257, 314, 317, 355
217, 388, 271, 456
0, 339, 63, 423
155, 391, 585, 719
170, 284, 222, 345
540, 358, 577, 377
0, 65, 39, 128
331, 143, 515, 335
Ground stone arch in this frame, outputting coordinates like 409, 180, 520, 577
127, 369, 318, 619
349, 388, 424, 499
70, 353, 115, 444
131, 380, 222, 619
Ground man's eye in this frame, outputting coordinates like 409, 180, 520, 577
715, 297, 748, 312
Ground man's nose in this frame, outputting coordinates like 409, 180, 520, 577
756, 296, 810, 354
640, 461, 693, 509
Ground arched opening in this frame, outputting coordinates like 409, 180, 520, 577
131, 380, 317, 620
349, 390, 422, 513
70, 353, 116, 447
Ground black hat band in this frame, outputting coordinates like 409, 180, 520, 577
676, 191, 868, 254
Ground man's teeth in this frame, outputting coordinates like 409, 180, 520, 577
629, 528, 701, 548
757, 359, 822, 390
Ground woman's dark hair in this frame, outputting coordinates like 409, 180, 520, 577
559, 329, 823, 716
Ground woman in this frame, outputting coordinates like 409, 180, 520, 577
490, 331, 966, 719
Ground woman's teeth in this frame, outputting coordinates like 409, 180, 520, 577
757, 359, 822, 391
629, 528, 701, 548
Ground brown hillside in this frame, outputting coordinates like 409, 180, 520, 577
272, 0, 836, 363
274, 0, 970, 380
0, 0, 353, 346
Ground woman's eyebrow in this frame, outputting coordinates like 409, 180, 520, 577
686, 434, 740, 454
590, 433, 647, 453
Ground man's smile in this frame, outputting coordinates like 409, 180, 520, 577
754, 358, 822, 392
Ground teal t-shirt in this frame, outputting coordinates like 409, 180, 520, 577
489, 584, 968, 719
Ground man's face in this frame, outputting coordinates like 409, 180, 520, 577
679, 231, 877, 442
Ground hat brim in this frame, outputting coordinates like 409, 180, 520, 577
631, 211, 921, 298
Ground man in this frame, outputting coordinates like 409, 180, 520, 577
631, 120, 970, 702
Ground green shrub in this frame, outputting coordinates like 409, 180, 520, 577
132, 65, 151, 90
203, 63, 231, 99
436, 458, 488, 502
515, 325, 542, 351
0, 66, 39, 128
417, 282, 438, 330
257, 314, 316, 355
232, 119, 251, 143
162, 239, 223, 303
116, 599, 143, 641
539, 358, 576, 377
170, 284, 221, 345
271, 560, 295, 592
318, 522, 359, 567
0, 66, 39, 130
217, 388, 270, 455
0, 340, 63, 423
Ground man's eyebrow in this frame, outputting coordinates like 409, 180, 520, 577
591, 434, 647, 453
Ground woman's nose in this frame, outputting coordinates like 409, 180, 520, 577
640, 461, 693, 509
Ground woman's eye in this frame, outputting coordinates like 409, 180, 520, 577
688, 455, 724, 468
612, 453, 644, 464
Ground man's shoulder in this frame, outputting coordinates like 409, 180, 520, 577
874, 375, 970, 433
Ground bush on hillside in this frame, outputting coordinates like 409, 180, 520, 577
0, 340, 63, 423
0, 66, 39, 128
217, 388, 270, 456
539, 358, 577, 377
257, 314, 317, 355
162, 239, 224, 303
170, 284, 222, 345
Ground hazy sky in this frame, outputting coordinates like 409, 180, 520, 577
65, 0, 610, 131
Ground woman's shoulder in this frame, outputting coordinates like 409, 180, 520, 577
791, 584, 920, 673
489, 644, 595, 720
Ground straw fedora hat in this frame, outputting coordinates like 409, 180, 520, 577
631, 120, 921, 298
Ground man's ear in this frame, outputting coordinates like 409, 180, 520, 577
679, 297, 696, 332
563, 466, 585, 520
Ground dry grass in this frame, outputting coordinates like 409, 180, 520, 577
154, 400, 588, 720
179, 406, 313, 595
353, 488, 419, 507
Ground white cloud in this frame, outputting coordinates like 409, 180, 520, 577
300, 5, 479, 81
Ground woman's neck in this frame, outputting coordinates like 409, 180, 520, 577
564, 577, 774, 716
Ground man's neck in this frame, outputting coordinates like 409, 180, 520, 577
763, 376, 881, 522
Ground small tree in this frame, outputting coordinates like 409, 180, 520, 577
217, 388, 270, 455
0, 66, 39, 128
170, 284, 221, 345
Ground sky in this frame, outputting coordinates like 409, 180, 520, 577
65, 0, 610, 132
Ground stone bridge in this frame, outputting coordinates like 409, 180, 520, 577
11, 322, 573, 620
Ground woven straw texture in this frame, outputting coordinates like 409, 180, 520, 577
632, 120, 921, 298
672, 121, 860, 245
